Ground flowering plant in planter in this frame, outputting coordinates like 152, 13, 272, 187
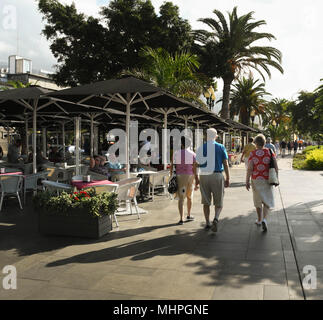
33, 188, 118, 218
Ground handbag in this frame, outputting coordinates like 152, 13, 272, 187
268, 149, 279, 186
168, 166, 178, 194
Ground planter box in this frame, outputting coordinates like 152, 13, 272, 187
38, 209, 113, 239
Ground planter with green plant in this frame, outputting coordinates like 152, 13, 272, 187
33, 189, 118, 238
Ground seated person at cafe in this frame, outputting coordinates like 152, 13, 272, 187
106, 151, 126, 182
89, 154, 111, 178
48, 147, 64, 163
7, 139, 22, 163
27, 147, 49, 170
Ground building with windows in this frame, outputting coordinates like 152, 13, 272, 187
0, 55, 65, 91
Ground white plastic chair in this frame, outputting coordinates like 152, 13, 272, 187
71, 175, 84, 181
42, 180, 74, 195
87, 170, 109, 181
0, 175, 24, 211
148, 170, 169, 200
115, 177, 142, 219
81, 183, 119, 227
23, 172, 48, 204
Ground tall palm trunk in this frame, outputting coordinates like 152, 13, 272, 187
240, 107, 250, 126
220, 76, 233, 119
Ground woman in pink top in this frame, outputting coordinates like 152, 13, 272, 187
170, 137, 198, 225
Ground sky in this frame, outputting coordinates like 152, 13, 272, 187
0, 0, 322, 103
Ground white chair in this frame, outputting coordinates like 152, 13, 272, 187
42, 180, 74, 195
81, 183, 119, 227
23, 163, 33, 175
43, 166, 58, 181
80, 165, 89, 175
115, 178, 142, 219
87, 170, 109, 181
148, 170, 169, 200
0, 175, 24, 211
71, 175, 84, 181
56, 168, 72, 183
115, 177, 142, 186
23, 172, 48, 204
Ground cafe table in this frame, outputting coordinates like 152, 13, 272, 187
71, 179, 115, 190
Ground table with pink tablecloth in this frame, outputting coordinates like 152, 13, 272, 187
71, 179, 114, 190
0, 171, 23, 176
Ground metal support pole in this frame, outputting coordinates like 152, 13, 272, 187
25, 118, 29, 155
7, 125, 10, 146
126, 94, 131, 178
74, 117, 81, 175
42, 127, 46, 157
94, 125, 98, 156
163, 112, 168, 170
90, 115, 94, 158
62, 122, 65, 160
32, 101, 37, 174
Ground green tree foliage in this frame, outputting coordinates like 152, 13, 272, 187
0, 80, 33, 91
229, 77, 270, 126
193, 7, 283, 119
123, 47, 211, 106
263, 98, 292, 142
314, 79, 323, 128
291, 90, 323, 141
38, 0, 193, 86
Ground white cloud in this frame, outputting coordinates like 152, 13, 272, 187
0, 0, 322, 100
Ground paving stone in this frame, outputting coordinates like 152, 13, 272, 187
263, 285, 290, 300
1, 157, 318, 300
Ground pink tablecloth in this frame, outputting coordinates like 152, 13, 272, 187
71, 179, 114, 190
0, 171, 23, 176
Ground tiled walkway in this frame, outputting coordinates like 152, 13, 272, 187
0, 154, 322, 299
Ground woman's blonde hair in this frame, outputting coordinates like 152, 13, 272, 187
254, 134, 266, 147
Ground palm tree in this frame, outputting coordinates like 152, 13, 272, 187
193, 6, 283, 119
315, 79, 323, 124
0, 80, 34, 91
262, 98, 292, 141
229, 76, 270, 126
122, 46, 212, 107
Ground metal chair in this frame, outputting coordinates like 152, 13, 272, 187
71, 175, 84, 181
0, 175, 24, 211
23, 172, 48, 204
115, 177, 142, 219
81, 183, 119, 227
43, 166, 58, 181
87, 170, 109, 181
148, 170, 169, 200
42, 180, 74, 195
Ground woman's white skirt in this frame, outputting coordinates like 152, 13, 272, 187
251, 179, 275, 209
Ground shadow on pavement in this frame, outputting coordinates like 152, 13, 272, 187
2, 193, 321, 295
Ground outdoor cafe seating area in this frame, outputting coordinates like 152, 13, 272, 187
0, 77, 260, 228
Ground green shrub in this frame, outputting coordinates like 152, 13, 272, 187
304, 149, 323, 170
303, 145, 322, 154
33, 189, 119, 218
292, 153, 307, 170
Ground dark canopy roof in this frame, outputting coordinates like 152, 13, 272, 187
46, 77, 227, 128
0, 86, 105, 115
225, 119, 259, 133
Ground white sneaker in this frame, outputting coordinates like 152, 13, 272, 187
262, 219, 268, 232
255, 220, 261, 226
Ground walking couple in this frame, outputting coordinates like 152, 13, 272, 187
170, 130, 278, 233
170, 128, 229, 231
